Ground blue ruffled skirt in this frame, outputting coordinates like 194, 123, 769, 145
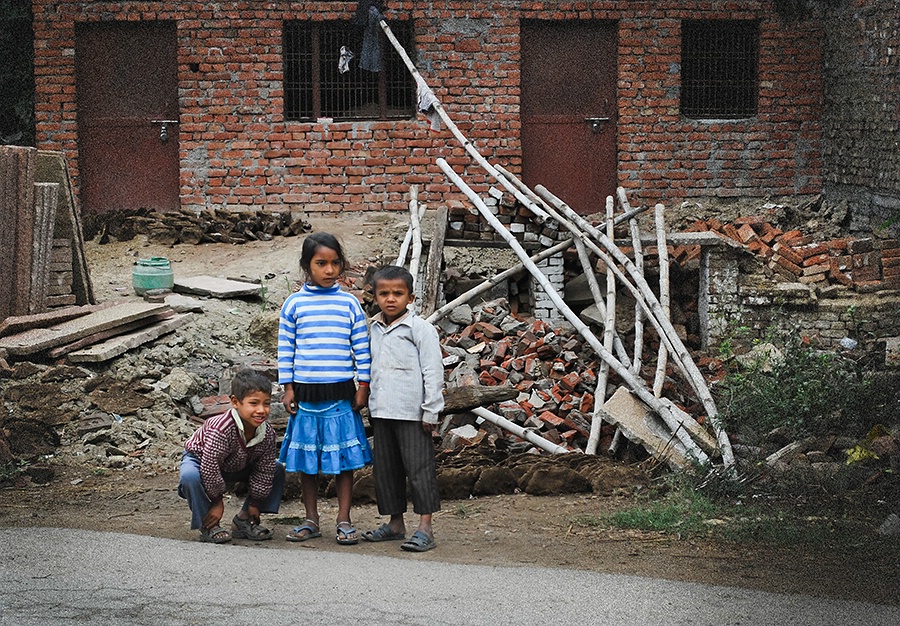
279, 399, 372, 475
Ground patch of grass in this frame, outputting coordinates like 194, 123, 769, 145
606, 491, 717, 535
453, 503, 472, 518
0, 459, 30, 483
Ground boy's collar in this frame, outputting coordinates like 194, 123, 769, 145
374, 309, 413, 327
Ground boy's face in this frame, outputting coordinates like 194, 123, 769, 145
231, 390, 271, 431
374, 277, 414, 324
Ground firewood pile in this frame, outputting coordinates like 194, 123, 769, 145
679, 216, 900, 291
87, 207, 312, 246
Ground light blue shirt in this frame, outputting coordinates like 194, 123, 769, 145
369, 311, 444, 424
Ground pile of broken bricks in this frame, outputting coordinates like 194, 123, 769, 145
437, 299, 692, 459
679, 217, 900, 291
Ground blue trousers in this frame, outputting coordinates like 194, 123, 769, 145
178, 452, 285, 530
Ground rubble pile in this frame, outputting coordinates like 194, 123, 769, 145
682, 216, 900, 291
434, 298, 694, 458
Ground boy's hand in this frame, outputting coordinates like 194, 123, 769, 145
422, 422, 435, 435
353, 385, 369, 411
203, 499, 224, 529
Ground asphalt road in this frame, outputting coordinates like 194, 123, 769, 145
1, 528, 898, 625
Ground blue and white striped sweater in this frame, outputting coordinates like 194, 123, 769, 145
277, 283, 371, 385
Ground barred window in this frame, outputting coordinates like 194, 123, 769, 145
283, 20, 416, 121
681, 20, 759, 119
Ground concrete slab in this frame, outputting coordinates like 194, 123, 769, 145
596, 386, 691, 469
67, 313, 193, 363
173, 275, 262, 298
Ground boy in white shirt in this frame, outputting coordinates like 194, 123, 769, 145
362, 265, 444, 552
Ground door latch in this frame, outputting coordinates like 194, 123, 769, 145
150, 119, 179, 143
584, 117, 610, 133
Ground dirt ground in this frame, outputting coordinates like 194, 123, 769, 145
2, 210, 899, 608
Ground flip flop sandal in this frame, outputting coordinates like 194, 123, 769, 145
286, 519, 322, 542
362, 523, 406, 542
231, 514, 273, 541
400, 530, 436, 552
335, 521, 359, 545
199, 525, 232, 544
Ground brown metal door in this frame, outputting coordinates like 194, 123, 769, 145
75, 21, 180, 214
520, 20, 617, 215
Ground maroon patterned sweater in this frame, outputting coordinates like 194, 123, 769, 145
184, 409, 278, 503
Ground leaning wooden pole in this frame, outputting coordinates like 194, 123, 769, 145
619, 188, 645, 377
587, 196, 618, 456
472, 407, 570, 454
408, 186, 423, 289
396, 193, 426, 267
437, 158, 710, 465
653, 203, 671, 399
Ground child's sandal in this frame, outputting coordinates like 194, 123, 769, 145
231, 514, 273, 541
199, 525, 232, 544
335, 521, 359, 545
286, 519, 321, 542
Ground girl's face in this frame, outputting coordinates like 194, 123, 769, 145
307, 245, 342, 288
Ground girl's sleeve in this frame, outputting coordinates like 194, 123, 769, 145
277, 297, 296, 385
416, 321, 445, 424
349, 300, 371, 384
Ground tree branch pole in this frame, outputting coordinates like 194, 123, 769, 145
437, 158, 710, 465
494, 164, 632, 365
535, 186, 733, 468
426, 237, 575, 324
408, 185, 423, 289
421, 205, 448, 318
587, 196, 618, 455
471, 407, 570, 454
379, 20, 551, 223
653, 202, 671, 399
619, 188, 645, 377
395, 191, 426, 266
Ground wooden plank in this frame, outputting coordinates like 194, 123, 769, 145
0, 146, 37, 318
46, 295, 78, 308
421, 206, 448, 318
0, 147, 17, 319
173, 276, 262, 298
0, 304, 107, 338
46, 309, 175, 358
36, 150, 95, 306
67, 313, 193, 363
0, 302, 170, 355
30, 182, 59, 313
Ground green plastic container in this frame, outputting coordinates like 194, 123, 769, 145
133, 257, 174, 295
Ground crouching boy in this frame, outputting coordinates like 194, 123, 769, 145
178, 367, 285, 543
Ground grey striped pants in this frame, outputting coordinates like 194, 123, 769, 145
371, 418, 441, 516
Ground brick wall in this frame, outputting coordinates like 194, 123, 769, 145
821, 0, 900, 234
33, 1, 824, 214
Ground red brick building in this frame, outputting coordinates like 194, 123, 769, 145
32, 1, 825, 217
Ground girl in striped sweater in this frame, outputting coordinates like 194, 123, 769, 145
277, 232, 372, 545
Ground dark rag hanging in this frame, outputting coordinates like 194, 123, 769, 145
353, 1, 386, 73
